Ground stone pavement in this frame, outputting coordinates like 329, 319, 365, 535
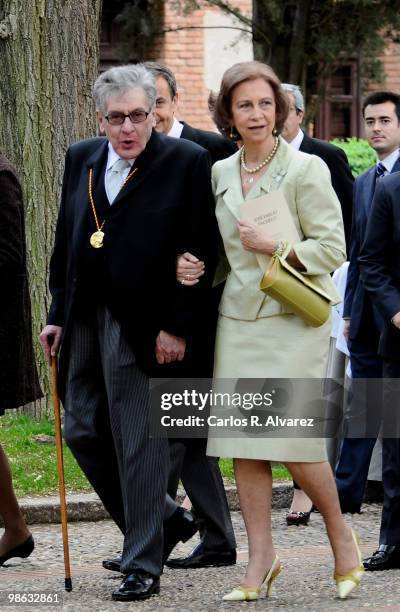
1, 505, 399, 612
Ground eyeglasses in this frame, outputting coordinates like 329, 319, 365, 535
105, 110, 150, 125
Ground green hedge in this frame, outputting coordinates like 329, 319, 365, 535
330, 137, 377, 178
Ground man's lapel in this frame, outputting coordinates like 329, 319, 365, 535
362, 166, 377, 215
72, 140, 108, 254
180, 121, 197, 143
390, 156, 400, 175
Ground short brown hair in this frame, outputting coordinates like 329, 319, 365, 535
210, 61, 289, 140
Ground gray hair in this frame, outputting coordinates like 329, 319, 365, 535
281, 83, 305, 112
93, 64, 157, 113
143, 61, 177, 98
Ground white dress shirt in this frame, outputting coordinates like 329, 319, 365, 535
287, 129, 305, 151
378, 148, 400, 175
167, 118, 184, 139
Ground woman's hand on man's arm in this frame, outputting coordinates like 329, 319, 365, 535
176, 252, 205, 286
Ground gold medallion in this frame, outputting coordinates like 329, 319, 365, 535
90, 230, 104, 248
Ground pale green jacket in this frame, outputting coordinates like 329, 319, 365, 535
212, 137, 346, 321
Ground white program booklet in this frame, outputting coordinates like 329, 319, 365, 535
240, 191, 301, 271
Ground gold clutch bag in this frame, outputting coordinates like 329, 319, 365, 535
260, 255, 333, 327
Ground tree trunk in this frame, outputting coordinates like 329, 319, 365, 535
0, 0, 102, 418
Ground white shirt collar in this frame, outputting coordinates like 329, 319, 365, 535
286, 129, 304, 151
106, 143, 135, 171
379, 148, 400, 174
167, 118, 184, 139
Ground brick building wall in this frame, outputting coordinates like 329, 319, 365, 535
154, 4, 400, 137
367, 41, 400, 94
100, 5, 400, 138
156, 0, 252, 131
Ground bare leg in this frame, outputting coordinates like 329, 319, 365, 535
234, 458, 278, 586
286, 461, 359, 575
290, 488, 313, 513
0, 444, 31, 556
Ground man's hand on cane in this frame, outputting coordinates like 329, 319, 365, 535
39, 325, 63, 364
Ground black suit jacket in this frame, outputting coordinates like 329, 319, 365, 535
299, 133, 354, 250
180, 122, 237, 165
359, 172, 400, 359
48, 131, 218, 389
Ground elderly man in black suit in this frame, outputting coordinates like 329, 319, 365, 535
0, 155, 42, 567
141, 61, 237, 570
39, 64, 218, 601
359, 171, 400, 571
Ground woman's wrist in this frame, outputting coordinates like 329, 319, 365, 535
272, 240, 288, 257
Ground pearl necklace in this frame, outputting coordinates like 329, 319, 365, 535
240, 137, 279, 181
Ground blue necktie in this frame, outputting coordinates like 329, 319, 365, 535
376, 162, 386, 178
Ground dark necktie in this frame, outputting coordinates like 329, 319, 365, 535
376, 162, 386, 178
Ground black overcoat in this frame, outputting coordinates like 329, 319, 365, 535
47, 131, 219, 397
0, 155, 42, 412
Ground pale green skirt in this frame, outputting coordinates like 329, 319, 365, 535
207, 313, 331, 462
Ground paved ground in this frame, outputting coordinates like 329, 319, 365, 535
1, 505, 399, 612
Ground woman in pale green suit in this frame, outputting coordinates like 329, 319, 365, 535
177, 61, 363, 602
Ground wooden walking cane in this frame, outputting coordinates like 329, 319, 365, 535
51, 356, 73, 592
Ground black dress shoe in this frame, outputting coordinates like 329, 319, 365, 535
364, 544, 400, 571
102, 555, 122, 573
165, 542, 236, 569
0, 535, 35, 566
163, 507, 198, 563
112, 570, 160, 601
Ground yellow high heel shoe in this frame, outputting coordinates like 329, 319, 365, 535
334, 529, 364, 600
222, 555, 282, 601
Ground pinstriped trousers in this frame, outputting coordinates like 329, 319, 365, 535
63, 306, 169, 576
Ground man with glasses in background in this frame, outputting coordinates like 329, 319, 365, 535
39, 64, 218, 602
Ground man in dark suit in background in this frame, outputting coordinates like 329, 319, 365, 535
39, 64, 218, 601
359, 170, 400, 571
281, 83, 353, 250
144, 61, 236, 165
338, 92, 400, 514
143, 61, 237, 570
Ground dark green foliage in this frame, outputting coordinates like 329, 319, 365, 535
331, 138, 377, 177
